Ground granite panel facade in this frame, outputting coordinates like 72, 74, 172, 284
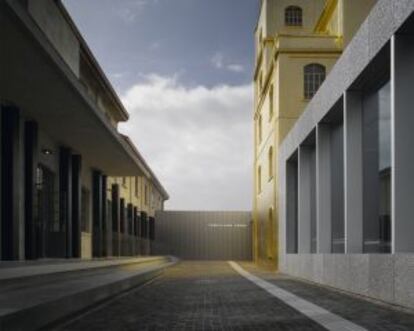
279, 0, 414, 309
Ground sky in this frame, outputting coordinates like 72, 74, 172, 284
63, 0, 259, 211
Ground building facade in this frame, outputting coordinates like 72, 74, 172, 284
0, 0, 168, 261
253, 0, 376, 267
278, 0, 414, 309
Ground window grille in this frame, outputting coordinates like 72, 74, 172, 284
285, 6, 303, 26
304, 63, 326, 99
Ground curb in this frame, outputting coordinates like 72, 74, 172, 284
0, 258, 177, 331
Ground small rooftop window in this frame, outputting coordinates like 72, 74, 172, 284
285, 6, 303, 26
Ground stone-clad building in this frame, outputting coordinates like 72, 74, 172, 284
0, 0, 168, 261
253, 0, 377, 267
278, 0, 414, 309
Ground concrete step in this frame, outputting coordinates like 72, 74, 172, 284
0, 256, 177, 331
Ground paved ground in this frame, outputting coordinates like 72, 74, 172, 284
240, 263, 414, 331
54, 261, 414, 331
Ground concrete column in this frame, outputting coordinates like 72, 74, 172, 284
344, 91, 364, 253
391, 34, 414, 252
92, 170, 103, 257
298, 146, 312, 253
111, 184, 120, 256
127, 203, 133, 256
59, 147, 73, 258
120, 198, 125, 256
71, 155, 82, 258
102, 175, 111, 257
1, 106, 24, 260
133, 207, 138, 255
24, 121, 38, 260
316, 124, 332, 253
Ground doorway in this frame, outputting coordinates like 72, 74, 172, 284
35, 165, 55, 258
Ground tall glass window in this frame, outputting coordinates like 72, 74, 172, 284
331, 122, 344, 253
286, 154, 298, 254
363, 81, 391, 253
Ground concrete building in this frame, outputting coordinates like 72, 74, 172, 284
278, 0, 414, 310
253, 0, 376, 267
0, 0, 168, 261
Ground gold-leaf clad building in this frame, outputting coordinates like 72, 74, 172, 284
253, 0, 377, 267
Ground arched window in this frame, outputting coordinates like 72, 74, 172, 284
304, 63, 326, 99
285, 6, 303, 26
258, 166, 262, 194
268, 146, 273, 180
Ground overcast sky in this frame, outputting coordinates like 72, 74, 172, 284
63, 0, 259, 211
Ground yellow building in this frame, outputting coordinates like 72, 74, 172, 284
253, 0, 377, 267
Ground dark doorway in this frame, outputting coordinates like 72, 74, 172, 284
35, 165, 55, 258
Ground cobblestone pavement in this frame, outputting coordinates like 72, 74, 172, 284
240, 262, 414, 331
55, 261, 414, 331
55, 261, 324, 331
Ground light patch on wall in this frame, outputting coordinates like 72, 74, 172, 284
119, 74, 253, 210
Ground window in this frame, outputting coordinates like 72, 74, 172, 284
144, 185, 148, 205
269, 85, 274, 120
258, 114, 263, 143
362, 81, 391, 253
135, 177, 139, 197
258, 166, 262, 194
122, 177, 126, 187
285, 6, 303, 26
304, 63, 326, 100
268, 146, 273, 180
36, 165, 57, 233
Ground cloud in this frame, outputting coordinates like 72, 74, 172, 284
117, 0, 158, 23
227, 64, 245, 73
148, 41, 161, 51
211, 52, 225, 69
210, 52, 245, 73
111, 72, 126, 79
119, 74, 253, 211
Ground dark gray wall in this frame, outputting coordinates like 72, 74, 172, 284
153, 211, 252, 260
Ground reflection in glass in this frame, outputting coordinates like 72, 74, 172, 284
363, 81, 391, 253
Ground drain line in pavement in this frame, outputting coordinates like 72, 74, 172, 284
228, 261, 367, 331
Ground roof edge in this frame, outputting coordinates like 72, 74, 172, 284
121, 135, 170, 201
57, 0, 129, 122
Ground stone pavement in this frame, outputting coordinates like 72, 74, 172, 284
54, 261, 414, 331
0, 257, 173, 330
239, 262, 414, 331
